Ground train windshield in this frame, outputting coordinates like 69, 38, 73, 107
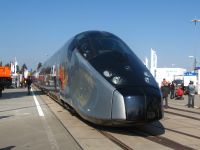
91, 38, 129, 55
76, 32, 157, 88
78, 36, 134, 61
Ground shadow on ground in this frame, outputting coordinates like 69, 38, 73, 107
0, 89, 45, 100
0, 146, 16, 150
0, 115, 13, 120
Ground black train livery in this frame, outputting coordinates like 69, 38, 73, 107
36, 31, 163, 126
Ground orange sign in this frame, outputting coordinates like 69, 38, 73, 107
0, 67, 11, 78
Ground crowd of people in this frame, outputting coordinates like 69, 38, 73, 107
160, 78, 196, 109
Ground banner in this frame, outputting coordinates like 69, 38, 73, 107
150, 48, 157, 77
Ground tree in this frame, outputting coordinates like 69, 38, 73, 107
37, 62, 42, 71
5, 63, 10, 67
21, 63, 27, 70
21, 63, 27, 72
0, 61, 2, 66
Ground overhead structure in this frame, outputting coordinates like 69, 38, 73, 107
191, 19, 200, 26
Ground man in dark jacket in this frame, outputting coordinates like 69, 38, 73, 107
170, 81, 176, 99
161, 79, 169, 108
187, 81, 195, 108
26, 76, 32, 95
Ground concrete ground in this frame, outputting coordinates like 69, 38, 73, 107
168, 94, 200, 108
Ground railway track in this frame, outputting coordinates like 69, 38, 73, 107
148, 107, 200, 140
89, 106, 200, 150
169, 106, 200, 115
165, 110, 200, 121
94, 125, 196, 150
98, 130, 134, 150
164, 106, 200, 121
34, 85, 200, 150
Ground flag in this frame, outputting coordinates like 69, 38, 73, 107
14, 57, 18, 75
151, 48, 157, 69
10, 61, 15, 73
150, 48, 157, 77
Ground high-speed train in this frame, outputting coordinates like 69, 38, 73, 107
36, 31, 163, 126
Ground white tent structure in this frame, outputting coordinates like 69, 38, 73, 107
155, 68, 186, 87
149, 48, 187, 87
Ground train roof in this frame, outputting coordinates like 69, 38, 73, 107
75, 30, 118, 39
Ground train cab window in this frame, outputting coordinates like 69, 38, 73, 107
93, 38, 119, 52
90, 38, 128, 62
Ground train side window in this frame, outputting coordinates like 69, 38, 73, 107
81, 43, 91, 57
77, 38, 92, 58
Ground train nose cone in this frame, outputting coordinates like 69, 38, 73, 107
124, 95, 163, 122
111, 90, 151, 121
111, 90, 126, 120
124, 96, 146, 121
112, 89, 163, 124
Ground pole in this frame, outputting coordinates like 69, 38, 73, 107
191, 18, 200, 72
194, 57, 197, 72
192, 18, 200, 93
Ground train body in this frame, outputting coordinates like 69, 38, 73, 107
36, 31, 163, 126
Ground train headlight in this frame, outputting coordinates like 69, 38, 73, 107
103, 70, 112, 77
112, 76, 121, 84
145, 77, 150, 83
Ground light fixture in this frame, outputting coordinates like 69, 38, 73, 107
103, 70, 112, 77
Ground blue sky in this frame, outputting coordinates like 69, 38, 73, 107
0, 0, 200, 71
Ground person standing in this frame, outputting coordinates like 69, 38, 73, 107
170, 81, 176, 99
161, 78, 169, 108
187, 81, 195, 108
26, 76, 32, 95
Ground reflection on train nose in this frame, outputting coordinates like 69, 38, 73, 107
111, 91, 156, 122
112, 90, 126, 120
124, 96, 145, 121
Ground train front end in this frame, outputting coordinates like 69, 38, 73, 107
112, 86, 163, 125
75, 31, 163, 125
100, 59, 163, 125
